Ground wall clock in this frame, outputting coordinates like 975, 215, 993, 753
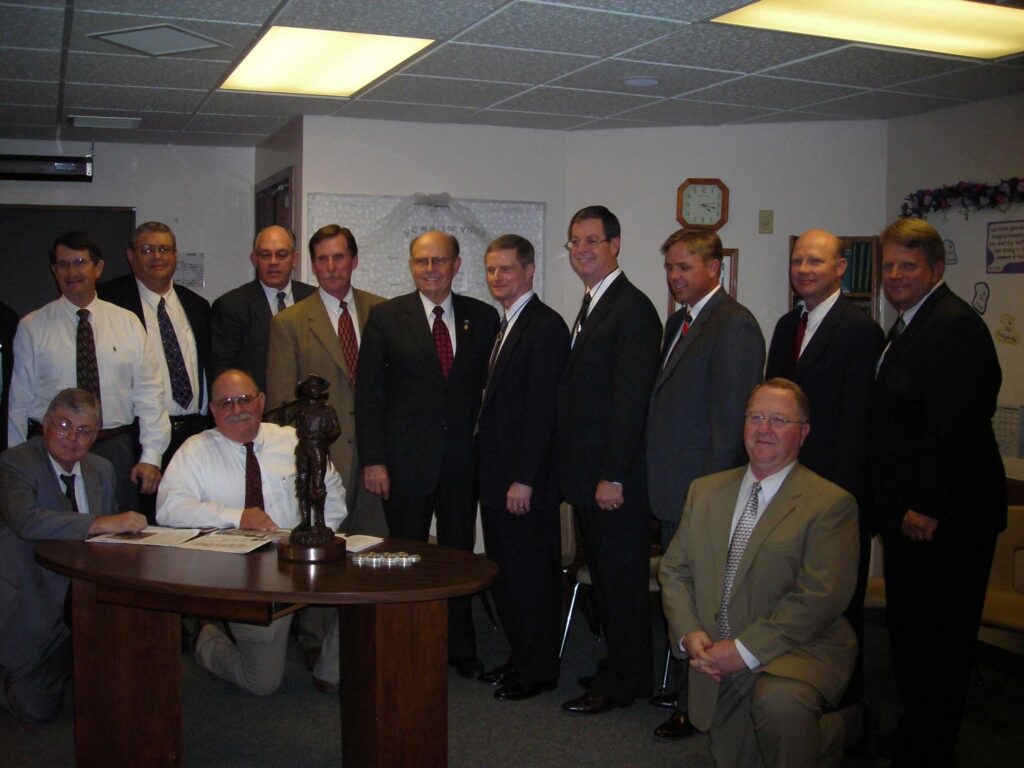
676, 178, 729, 231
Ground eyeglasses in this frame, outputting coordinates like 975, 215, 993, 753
564, 238, 610, 251
52, 257, 93, 271
136, 245, 176, 256
256, 249, 294, 262
746, 413, 807, 429
47, 417, 97, 440
410, 256, 453, 270
212, 393, 260, 409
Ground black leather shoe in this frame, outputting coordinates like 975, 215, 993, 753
562, 691, 629, 714
449, 656, 484, 679
577, 675, 594, 688
479, 662, 515, 685
649, 692, 678, 710
654, 711, 697, 739
495, 679, 557, 701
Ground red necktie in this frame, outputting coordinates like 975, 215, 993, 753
664, 310, 692, 367
432, 306, 453, 380
788, 310, 808, 374
244, 441, 264, 510
338, 300, 358, 390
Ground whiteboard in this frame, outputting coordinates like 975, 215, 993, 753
307, 193, 546, 305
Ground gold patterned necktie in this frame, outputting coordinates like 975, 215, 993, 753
76, 308, 101, 401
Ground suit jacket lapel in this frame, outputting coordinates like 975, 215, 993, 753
657, 290, 726, 388
481, 296, 533, 410
307, 293, 349, 377
401, 292, 445, 382
250, 280, 272, 331
795, 302, 840, 372
352, 289, 372, 333
732, 467, 803, 592
710, 472, 743, 607
879, 284, 946, 376
567, 273, 625, 369
81, 461, 106, 516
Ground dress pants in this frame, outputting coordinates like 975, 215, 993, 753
480, 500, 561, 685
712, 671, 845, 768
89, 431, 138, 514
384, 472, 479, 663
883, 527, 997, 767
195, 614, 294, 695
659, 518, 690, 712
0, 628, 71, 724
576, 500, 653, 702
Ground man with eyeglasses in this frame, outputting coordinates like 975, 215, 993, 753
645, 228, 764, 738
157, 369, 347, 695
0, 388, 146, 723
8, 231, 170, 515
211, 225, 315, 393
98, 222, 211, 521
557, 205, 662, 715
356, 230, 498, 679
660, 379, 866, 768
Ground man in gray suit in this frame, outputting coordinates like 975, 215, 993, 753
646, 228, 764, 738
0, 389, 146, 723
660, 379, 865, 767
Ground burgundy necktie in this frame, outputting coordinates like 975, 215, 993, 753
244, 441, 264, 510
663, 310, 692, 367
788, 310, 808, 374
76, 308, 101, 401
338, 300, 359, 390
432, 306, 453, 380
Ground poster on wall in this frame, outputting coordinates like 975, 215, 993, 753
307, 193, 546, 305
985, 219, 1024, 274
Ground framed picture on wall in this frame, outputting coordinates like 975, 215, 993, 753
666, 248, 738, 317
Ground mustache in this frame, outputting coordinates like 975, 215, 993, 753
226, 413, 253, 424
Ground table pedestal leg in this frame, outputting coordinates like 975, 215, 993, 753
71, 579, 182, 767
340, 600, 448, 767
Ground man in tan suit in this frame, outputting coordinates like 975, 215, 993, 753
659, 379, 865, 767
267, 225, 385, 536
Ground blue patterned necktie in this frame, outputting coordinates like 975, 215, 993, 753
717, 481, 761, 639
157, 297, 193, 408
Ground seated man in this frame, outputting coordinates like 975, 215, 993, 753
0, 389, 146, 723
156, 369, 347, 695
659, 379, 865, 767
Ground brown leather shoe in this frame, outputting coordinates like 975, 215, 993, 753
654, 711, 697, 739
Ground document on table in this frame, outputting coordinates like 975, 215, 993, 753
89, 526, 203, 546
342, 534, 384, 553
176, 528, 290, 554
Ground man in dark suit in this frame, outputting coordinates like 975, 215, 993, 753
660, 379, 862, 768
0, 388, 146, 723
0, 300, 18, 452
558, 206, 662, 714
98, 222, 211, 520
476, 234, 569, 700
356, 230, 498, 677
211, 226, 315, 393
765, 228, 883, 705
872, 218, 1006, 768
267, 224, 386, 538
646, 228, 764, 737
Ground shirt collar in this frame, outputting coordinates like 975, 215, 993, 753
687, 283, 721, 321
320, 285, 354, 309
805, 289, 841, 328
902, 280, 944, 326
419, 290, 454, 318
136, 278, 174, 308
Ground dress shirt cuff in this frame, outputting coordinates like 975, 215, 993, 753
735, 638, 761, 670
224, 508, 244, 529
139, 448, 163, 467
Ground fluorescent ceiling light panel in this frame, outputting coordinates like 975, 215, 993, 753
69, 115, 142, 129
713, 0, 1024, 59
221, 27, 433, 97
92, 25, 224, 56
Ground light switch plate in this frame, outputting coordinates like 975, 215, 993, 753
758, 209, 774, 234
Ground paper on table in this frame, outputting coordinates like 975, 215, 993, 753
342, 534, 384, 553
89, 526, 203, 546
177, 528, 290, 554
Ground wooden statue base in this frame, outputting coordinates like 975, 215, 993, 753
277, 537, 347, 563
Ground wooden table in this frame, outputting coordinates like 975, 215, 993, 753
35, 538, 496, 767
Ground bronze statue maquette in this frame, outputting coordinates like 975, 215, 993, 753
274, 374, 346, 562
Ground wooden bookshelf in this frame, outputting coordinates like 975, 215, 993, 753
788, 235, 882, 322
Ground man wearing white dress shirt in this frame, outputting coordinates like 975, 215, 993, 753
8, 231, 170, 514
157, 369, 347, 695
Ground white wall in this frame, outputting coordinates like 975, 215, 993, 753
886, 93, 1024, 480
0, 138, 255, 302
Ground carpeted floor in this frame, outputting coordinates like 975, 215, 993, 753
1, 594, 1022, 767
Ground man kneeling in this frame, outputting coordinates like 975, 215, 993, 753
157, 370, 347, 695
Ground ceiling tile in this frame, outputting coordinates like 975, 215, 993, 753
0, 105, 57, 125
64, 82, 207, 112
495, 86, 659, 117
0, 48, 61, 81
66, 51, 227, 89
63, 107, 191, 131
896, 64, 1024, 101
741, 110, 869, 124
767, 46, 970, 89
71, 11, 257, 62
203, 91, 345, 116
361, 75, 524, 108
277, 0, 506, 38
569, 116, 663, 130
59, 126, 182, 145
75, 0, 279, 24
627, 98, 774, 124
628, 22, 842, 72
810, 91, 962, 119
554, 0, 748, 23
334, 101, 477, 123
553, 59, 735, 97
0, 5, 65, 49
174, 131, 265, 147
0, 125, 59, 140
186, 113, 288, 133
686, 75, 863, 110
405, 43, 595, 84
458, 3, 684, 57
461, 109, 591, 130
0, 79, 59, 107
